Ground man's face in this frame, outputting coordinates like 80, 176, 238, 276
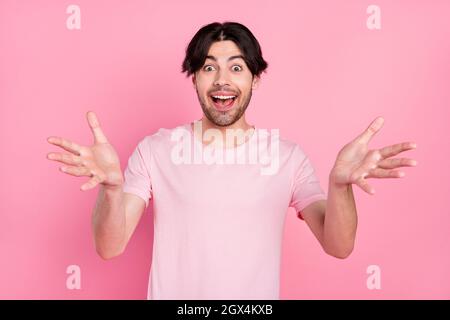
192, 40, 259, 127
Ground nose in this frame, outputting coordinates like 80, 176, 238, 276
213, 69, 231, 87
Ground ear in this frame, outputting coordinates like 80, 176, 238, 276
192, 75, 196, 88
252, 75, 260, 90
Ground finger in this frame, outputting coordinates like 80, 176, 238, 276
379, 142, 417, 158
355, 177, 375, 195
47, 136, 82, 156
377, 157, 418, 169
47, 152, 84, 166
80, 174, 103, 191
59, 165, 92, 177
86, 111, 109, 144
367, 168, 405, 178
356, 116, 384, 145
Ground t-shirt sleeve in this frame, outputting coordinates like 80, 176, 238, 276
122, 138, 152, 209
289, 145, 327, 220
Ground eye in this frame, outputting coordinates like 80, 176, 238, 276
232, 65, 243, 72
203, 65, 215, 72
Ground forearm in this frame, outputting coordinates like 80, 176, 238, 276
92, 184, 126, 259
323, 172, 358, 258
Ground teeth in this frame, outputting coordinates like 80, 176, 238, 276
212, 95, 236, 100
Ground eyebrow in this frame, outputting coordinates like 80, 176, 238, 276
205, 55, 245, 62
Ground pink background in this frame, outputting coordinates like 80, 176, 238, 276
1, 0, 449, 299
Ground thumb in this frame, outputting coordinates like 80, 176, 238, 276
356, 116, 384, 145
86, 111, 109, 144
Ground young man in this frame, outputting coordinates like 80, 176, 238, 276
46, 22, 418, 299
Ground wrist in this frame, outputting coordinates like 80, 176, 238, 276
329, 169, 350, 190
102, 184, 123, 193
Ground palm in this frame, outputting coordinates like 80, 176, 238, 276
332, 142, 370, 184
87, 142, 123, 186
330, 117, 418, 195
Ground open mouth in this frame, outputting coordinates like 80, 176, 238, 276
210, 94, 238, 111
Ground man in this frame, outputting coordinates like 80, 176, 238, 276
46, 22, 417, 299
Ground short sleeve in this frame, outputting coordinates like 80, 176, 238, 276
123, 138, 152, 209
289, 145, 327, 220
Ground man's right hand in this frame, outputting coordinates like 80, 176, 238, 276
46, 111, 124, 191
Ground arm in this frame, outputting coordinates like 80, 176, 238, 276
46, 111, 148, 260
299, 174, 357, 259
323, 177, 357, 258
92, 185, 146, 260
300, 116, 417, 259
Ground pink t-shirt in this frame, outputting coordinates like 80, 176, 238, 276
122, 120, 327, 300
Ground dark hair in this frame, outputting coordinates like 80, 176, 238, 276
181, 21, 268, 78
